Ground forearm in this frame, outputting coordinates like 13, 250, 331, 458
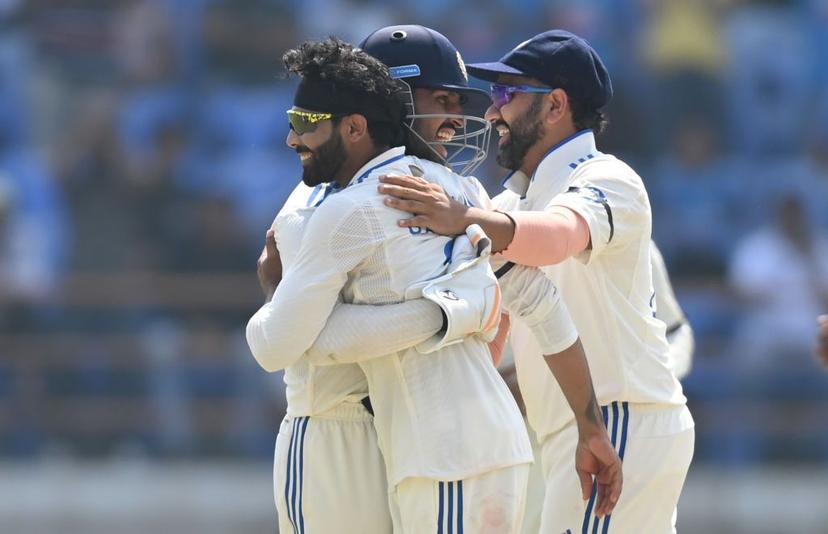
543, 339, 605, 433
498, 208, 590, 266
462, 207, 516, 253
306, 299, 443, 365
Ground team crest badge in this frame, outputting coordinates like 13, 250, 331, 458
456, 51, 468, 82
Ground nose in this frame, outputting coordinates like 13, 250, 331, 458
286, 128, 299, 148
484, 105, 501, 123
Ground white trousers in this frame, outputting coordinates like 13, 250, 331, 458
274, 400, 392, 534
538, 403, 695, 534
389, 463, 531, 534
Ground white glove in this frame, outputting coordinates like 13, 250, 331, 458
405, 224, 501, 353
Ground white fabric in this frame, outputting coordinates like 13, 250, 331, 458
496, 129, 687, 440
274, 401, 392, 534
389, 464, 530, 534
248, 147, 531, 486
650, 241, 695, 380
537, 403, 694, 534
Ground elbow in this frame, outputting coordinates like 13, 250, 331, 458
246, 321, 287, 373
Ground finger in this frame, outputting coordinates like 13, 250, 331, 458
265, 229, 278, 254
379, 174, 430, 190
594, 482, 608, 517
384, 196, 429, 214
397, 215, 430, 229
378, 183, 435, 202
576, 468, 593, 502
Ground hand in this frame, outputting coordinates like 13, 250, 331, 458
378, 174, 469, 236
257, 229, 282, 300
816, 315, 828, 368
575, 430, 623, 518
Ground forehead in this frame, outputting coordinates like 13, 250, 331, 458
496, 74, 545, 87
414, 87, 460, 98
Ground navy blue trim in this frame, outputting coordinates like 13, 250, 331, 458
305, 185, 322, 207
619, 402, 630, 460
457, 481, 464, 534
438, 482, 444, 534
565, 186, 614, 244
494, 261, 516, 279
538, 129, 592, 165
355, 154, 406, 184
297, 416, 310, 534
285, 418, 298, 533
500, 170, 518, 187
610, 402, 619, 447
447, 481, 454, 534
665, 321, 684, 336
581, 480, 598, 534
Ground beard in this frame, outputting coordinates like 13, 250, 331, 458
300, 131, 347, 187
496, 97, 544, 171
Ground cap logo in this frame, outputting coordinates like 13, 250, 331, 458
389, 64, 421, 79
456, 51, 468, 82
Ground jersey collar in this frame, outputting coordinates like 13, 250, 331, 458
502, 129, 598, 198
347, 146, 407, 187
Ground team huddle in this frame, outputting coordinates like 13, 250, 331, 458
246, 25, 695, 534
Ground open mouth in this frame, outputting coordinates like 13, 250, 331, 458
495, 122, 510, 147
297, 151, 313, 165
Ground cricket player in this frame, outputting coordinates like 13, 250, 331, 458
247, 37, 618, 533
379, 30, 695, 533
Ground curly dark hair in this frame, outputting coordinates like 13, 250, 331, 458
283, 38, 405, 148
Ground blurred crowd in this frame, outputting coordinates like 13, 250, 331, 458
1, 0, 827, 463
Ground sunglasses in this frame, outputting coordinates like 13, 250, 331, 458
490, 83, 553, 109
286, 108, 340, 135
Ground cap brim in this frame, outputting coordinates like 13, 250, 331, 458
466, 61, 525, 82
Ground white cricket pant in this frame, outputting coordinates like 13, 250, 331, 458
389, 463, 531, 534
539, 403, 694, 534
274, 400, 392, 534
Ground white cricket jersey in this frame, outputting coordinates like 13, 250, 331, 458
247, 147, 531, 485
267, 181, 370, 417
495, 130, 686, 439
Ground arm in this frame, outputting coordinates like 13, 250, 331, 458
379, 166, 643, 267
378, 174, 589, 257
650, 241, 695, 379
246, 196, 378, 372
498, 263, 621, 516
306, 300, 443, 365
544, 339, 622, 517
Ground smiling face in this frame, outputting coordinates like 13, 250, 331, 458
409, 88, 465, 159
285, 108, 348, 187
484, 75, 551, 172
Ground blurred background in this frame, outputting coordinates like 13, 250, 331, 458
0, 0, 827, 532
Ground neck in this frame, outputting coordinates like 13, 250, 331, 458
333, 144, 388, 187
521, 126, 580, 176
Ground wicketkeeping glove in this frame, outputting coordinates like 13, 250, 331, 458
405, 224, 502, 353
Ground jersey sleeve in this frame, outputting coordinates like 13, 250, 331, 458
651, 241, 694, 379
498, 263, 578, 355
549, 159, 649, 264
305, 299, 443, 365
245, 194, 382, 372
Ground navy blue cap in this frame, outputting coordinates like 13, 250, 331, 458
359, 25, 490, 111
467, 30, 612, 109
